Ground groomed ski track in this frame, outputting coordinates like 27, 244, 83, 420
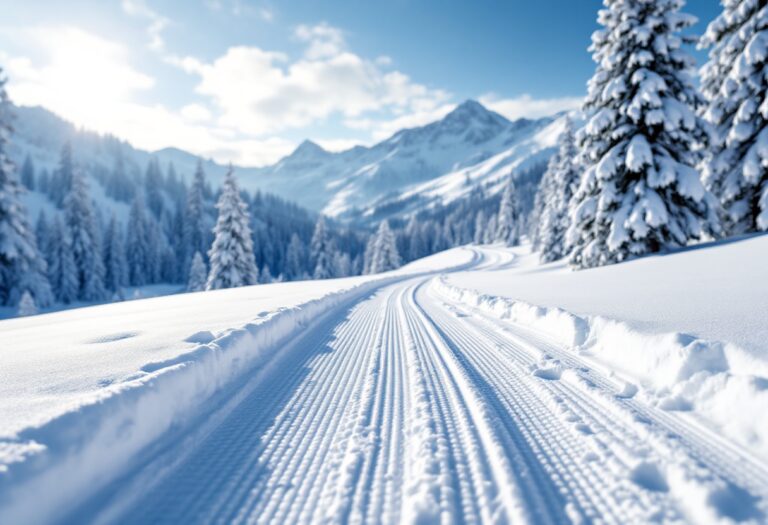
74, 247, 768, 525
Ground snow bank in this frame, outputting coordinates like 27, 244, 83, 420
0, 247, 475, 525
431, 276, 768, 461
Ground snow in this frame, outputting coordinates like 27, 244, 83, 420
0, 248, 473, 523
1, 244, 767, 524
443, 235, 768, 459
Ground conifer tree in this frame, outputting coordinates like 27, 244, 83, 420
0, 71, 52, 307
206, 167, 259, 290
473, 209, 487, 245
184, 160, 208, 273
17, 291, 37, 316
48, 216, 78, 304
699, 0, 768, 232
310, 215, 336, 279
21, 155, 35, 190
64, 168, 106, 301
103, 214, 127, 292
127, 195, 149, 286
52, 142, 74, 207
567, 0, 719, 269
495, 176, 521, 246
368, 220, 401, 274
285, 233, 306, 279
537, 118, 581, 262
186, 251, 207, 292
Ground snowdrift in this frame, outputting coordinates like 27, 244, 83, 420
0, 248, 475, 524
431, 276, 768, 462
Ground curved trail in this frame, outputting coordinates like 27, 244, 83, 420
77, 247, 768, 524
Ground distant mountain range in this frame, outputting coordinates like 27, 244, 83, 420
8, 99, 566, 225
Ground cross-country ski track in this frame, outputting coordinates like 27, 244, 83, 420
52, 247, 768, 524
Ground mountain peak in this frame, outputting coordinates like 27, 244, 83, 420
440, 99, 509, 129
292, 139, 327, 157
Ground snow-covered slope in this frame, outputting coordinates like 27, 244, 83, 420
443, 234, 768, 460
9, 101, 561, 224
252, 100, 561, 222
2, 243, 767, 524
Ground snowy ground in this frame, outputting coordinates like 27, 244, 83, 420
1, 242, 767, 524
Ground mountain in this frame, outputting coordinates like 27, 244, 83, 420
8, 100, 565, 225
248, 100, 564, 223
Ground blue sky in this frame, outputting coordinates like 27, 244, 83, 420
0, 0, 722, 166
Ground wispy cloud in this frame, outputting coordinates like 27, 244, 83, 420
121, 0, 169, 50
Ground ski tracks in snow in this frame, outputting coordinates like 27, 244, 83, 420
80, 248, 767, 524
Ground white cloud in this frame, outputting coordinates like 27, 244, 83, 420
3, 25, 293, 166
121, 0, 169, 51
180, 103, 212, 122
294, 22, 345, 59
174, 23, 450, 138
479, 93, 582, 120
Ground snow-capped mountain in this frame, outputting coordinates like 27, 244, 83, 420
249, 100, 564, 222
8, 100, 565, 224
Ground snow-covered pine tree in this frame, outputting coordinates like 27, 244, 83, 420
495, 176, 521, 246
699, 0, 768, 233
333, 252, 352, 277
260, 264, 274, 283
473, 209, 487, 244
567, 0, 719, 269
186, 251, 207, 292
206, 167, 259, 290
103, 214, 127, 292
21, 155, 35, 190
127, 194, 149, 286
369, 220, 401, 274
0, 71, 53, 307
484, 214, 497, 244
17, 291, 37, 317
145, 158, 164, 219
310, 215, 336, 279
538, 117, 581, 262
48, 216, 78, 304
64, 167, 106, 301
184, 160, 209, 273
52, 143, 74, 207
285, 233, 306, 279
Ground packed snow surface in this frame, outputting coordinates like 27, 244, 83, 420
1, 244, 767, 525
446, 234, 768, 357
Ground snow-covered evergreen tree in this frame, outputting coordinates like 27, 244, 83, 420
567, 0, 719, 269
699, 0, 768, 233
64, 167, 106, 301
368, 220, 401, 274
206, 167, 259, 290
20, 155, 35, 190
260, 264, 274, 283
186, 251, 207, 292
48, 216, 78, 304
52, 143, 74, 207
495, 176, 521, 246
0, 71, 53, 307
184, 160, 209, 272
285, 233, 306, 279
537, 118, 581, 262
310, 215, 336, 279
17, 291, 37, 316
103, 214, 127, 292
333, 252, 352, 277
126, 195, 149, 286
145, 158, 164, 219
473, 209, 487, 244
